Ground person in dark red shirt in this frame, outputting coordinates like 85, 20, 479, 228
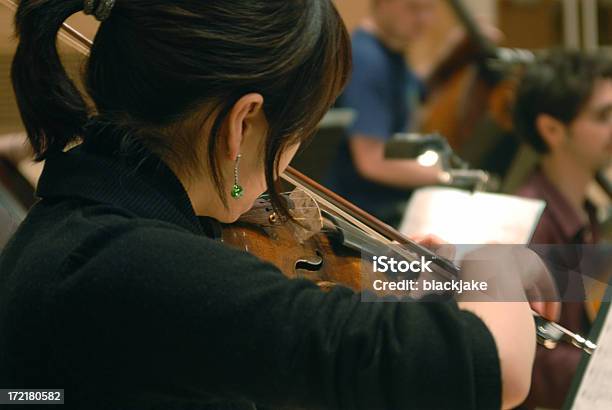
514, 49, 612, 409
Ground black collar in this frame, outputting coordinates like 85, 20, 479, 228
36, 137, 220, 238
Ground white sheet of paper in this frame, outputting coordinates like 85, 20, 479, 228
571, 307, 612, 410
399, 187, 545, 250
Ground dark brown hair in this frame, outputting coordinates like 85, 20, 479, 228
11, 0, 351, 214
514, 49, 612, 153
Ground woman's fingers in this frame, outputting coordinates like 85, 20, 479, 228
512, 248, 561, 321
409, 234, 456, 260
529, 301, 561, 322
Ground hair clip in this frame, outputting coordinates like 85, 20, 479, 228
83, 0, 116, 22
83, 0, 95, 15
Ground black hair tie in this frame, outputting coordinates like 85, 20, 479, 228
83, 0, 116, 22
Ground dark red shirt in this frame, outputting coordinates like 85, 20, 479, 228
516, 169, 599, 409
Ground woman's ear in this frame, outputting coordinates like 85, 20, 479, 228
535, 114, 567, 152
225, 93, 265, 161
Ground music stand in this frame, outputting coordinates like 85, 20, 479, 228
563, 285, 612, 409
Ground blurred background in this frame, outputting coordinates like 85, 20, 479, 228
2, 0, 612, 135
0, 0, 610, 220
0, 4, 610, 408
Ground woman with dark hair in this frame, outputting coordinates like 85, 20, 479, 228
0, 1, 542, 409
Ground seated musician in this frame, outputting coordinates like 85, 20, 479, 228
514, 49, 612, 409
325, 0, 446, 226
0, 1, 554, 409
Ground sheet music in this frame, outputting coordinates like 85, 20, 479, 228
399, 187, 545, 248
572, 307, 612, 409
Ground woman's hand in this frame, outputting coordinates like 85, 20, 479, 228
409, 237, 561, 321
511, 247, 561, 322
409, 233, 456, 261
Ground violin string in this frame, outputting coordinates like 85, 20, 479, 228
246, 206, 320, 211
280, 179, 429, 264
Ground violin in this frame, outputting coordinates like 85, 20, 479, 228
221, 168, 460, 294
0, 0, 597, 355
224, 168, 598, 354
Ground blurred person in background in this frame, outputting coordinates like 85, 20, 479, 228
514, 49, 612, 409
326, 0, 446, 226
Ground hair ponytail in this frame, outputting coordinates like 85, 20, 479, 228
11, 0, 89, 160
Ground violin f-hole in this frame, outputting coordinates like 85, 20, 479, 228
294, 251, 324, 272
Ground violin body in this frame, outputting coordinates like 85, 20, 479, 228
220, 189, 436, 299
220, 186, 449, 298
221, 212, 363, 291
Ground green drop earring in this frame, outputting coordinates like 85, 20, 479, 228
231, 154, 244, 199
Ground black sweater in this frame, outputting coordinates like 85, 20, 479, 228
0, 136, 501, 410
